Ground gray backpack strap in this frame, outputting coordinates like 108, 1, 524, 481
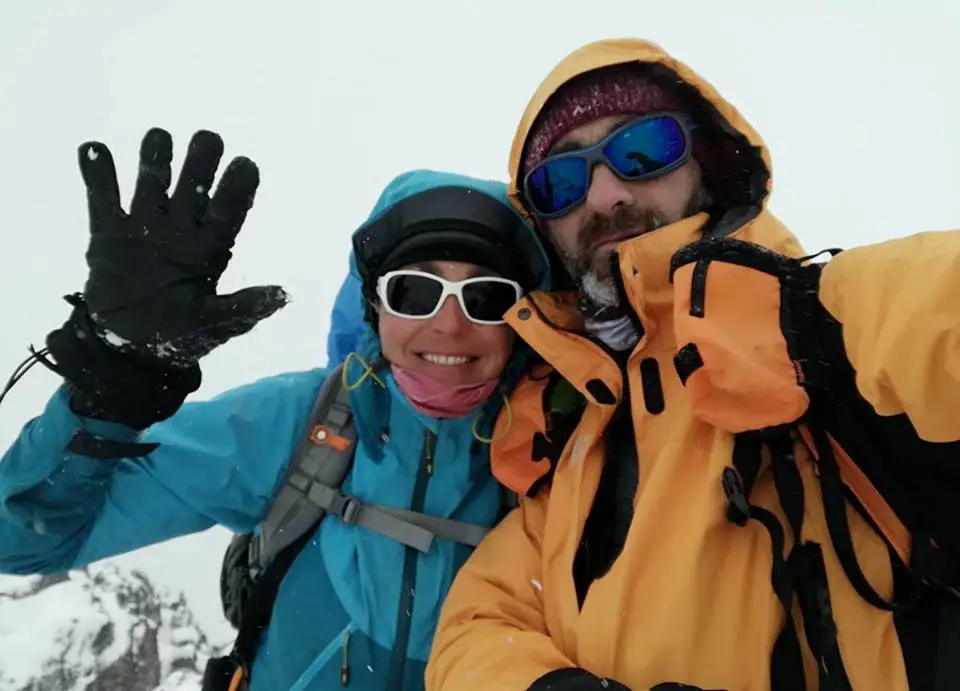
251, 363, 493, 574
304, 482, 436, 553
375, 506, 488, 548
303, 490, 489, 552
251, 363, 356, 573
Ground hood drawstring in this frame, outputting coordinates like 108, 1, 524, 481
471, 388, 513, 444
341, 352, 385, 391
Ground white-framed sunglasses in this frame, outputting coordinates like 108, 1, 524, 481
375, 269, 522, 325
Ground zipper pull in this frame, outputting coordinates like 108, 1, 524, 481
424, 430, 435, 476
340, 630, 350, 686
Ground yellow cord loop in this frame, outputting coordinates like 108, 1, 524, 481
471, 390, 513, 444
341, 352, 385, 392
341, 352, 510, 444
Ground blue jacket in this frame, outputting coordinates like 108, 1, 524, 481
0, 170, 549, 691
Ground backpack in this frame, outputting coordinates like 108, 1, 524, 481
202, 363, 503, 691
667, 237, 960, 691
508, 237, 960, 690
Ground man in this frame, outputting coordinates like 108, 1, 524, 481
425, 38, 960, 691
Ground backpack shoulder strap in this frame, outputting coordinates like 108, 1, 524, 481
250, 363, 357, 574
216, 365, 356, 682
226, 526, 317, 684
252, 364, 493, 575
210, 364, 496, 688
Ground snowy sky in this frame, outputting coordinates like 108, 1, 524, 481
1, 0, 958, 645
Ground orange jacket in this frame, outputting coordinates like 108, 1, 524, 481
426, 39, 960, 691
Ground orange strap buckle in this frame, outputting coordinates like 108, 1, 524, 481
311, 425, 352, 452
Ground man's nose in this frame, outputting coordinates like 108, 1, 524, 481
583, 164, 633, 216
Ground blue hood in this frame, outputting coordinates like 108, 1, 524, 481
326, 169, 551, 368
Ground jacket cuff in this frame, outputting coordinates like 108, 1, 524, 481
45, 301, 201, 430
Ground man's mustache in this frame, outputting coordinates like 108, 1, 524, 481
576, 206, 664, 258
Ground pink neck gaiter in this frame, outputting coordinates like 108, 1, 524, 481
391, 365, 499, 419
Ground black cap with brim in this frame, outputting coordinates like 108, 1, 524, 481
353, 185, 547, 299
378, 229, 529, 284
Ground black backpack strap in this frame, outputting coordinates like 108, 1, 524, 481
202, 526, 319, 690
237, 527, 317, 675
935, 595, 960, 691
723, 431, 859, 691
806, 421, 899, 612
723, 433, 806, 691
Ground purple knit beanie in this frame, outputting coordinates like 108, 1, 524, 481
518, 62, 730, 193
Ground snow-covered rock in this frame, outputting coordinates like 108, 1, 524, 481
0, 564, 221, 691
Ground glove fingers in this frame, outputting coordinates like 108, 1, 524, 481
170, 130, 224, 223
77, 141, 123, 233
206, 156, 260, 244
150, 285, 287, 364
130, 128, 174, 217
200, 285, 289, 346
81, 285, 287, 367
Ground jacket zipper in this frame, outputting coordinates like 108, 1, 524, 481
288, 622, 356, 691
386, 428, 435, 689
340, 629, 351, 686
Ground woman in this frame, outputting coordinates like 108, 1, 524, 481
0, 131, 550, 691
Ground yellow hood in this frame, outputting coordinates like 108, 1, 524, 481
507, 38, 775, 223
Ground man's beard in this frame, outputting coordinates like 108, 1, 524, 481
562, 184, 713, 311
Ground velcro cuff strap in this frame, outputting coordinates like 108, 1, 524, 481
66, 430, 159, 459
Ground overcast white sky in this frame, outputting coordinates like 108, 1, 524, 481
1, 0, 958, 645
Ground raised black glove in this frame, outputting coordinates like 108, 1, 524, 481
78, 127, 287, 368
44, 127, 287, 430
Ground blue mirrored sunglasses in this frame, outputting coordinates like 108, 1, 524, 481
522, 111, 695, 219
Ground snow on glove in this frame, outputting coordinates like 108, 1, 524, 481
78, 127, 288, 368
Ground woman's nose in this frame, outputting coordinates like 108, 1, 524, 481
428, 295, 470, 335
